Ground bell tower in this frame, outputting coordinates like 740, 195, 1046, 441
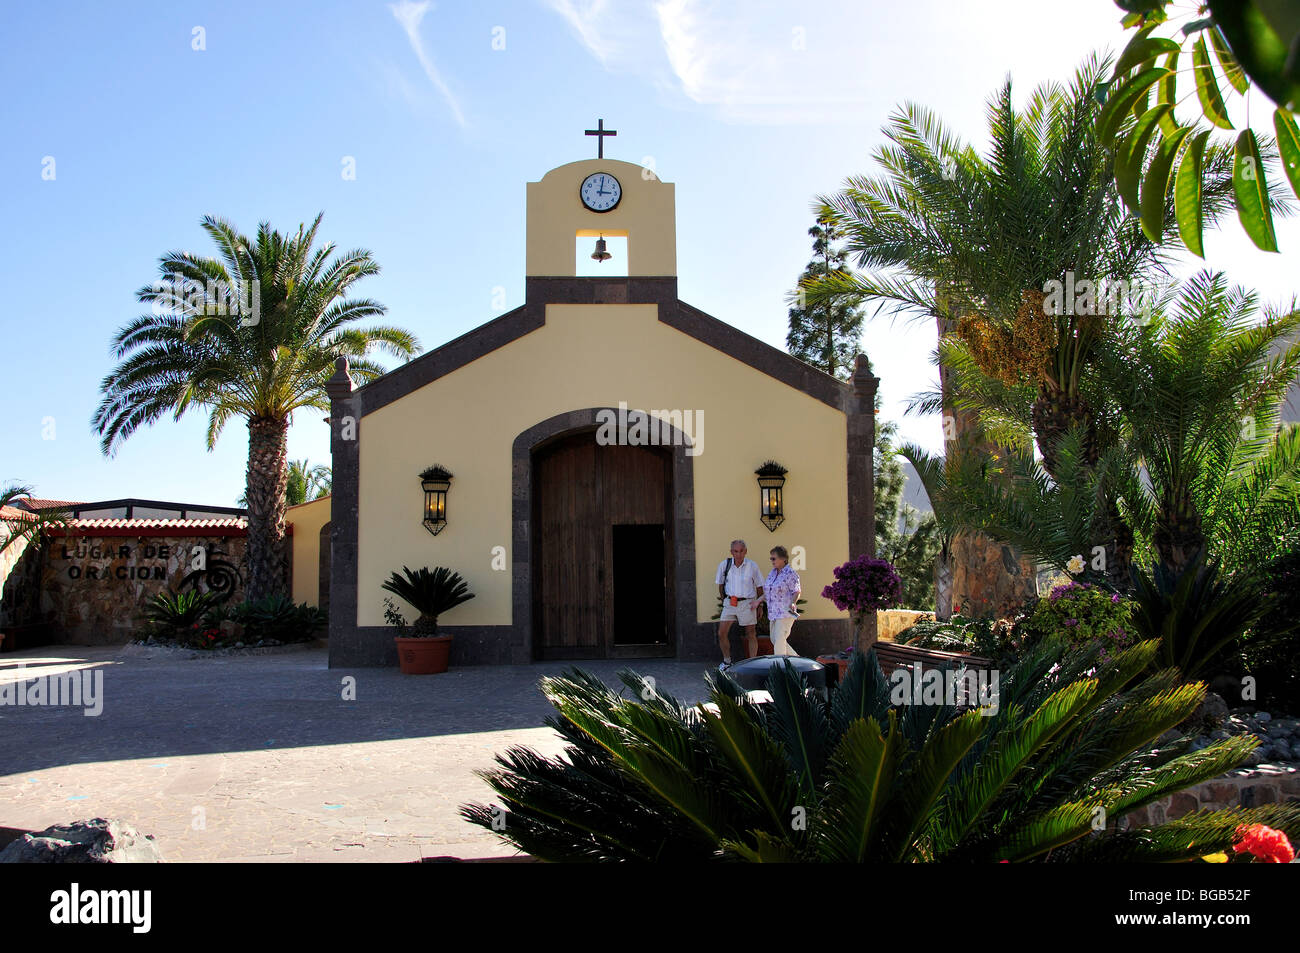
525, 123, 676, 278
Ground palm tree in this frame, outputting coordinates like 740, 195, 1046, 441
806, 55, 1235, 608
92, 215, 417, 601
240, 459, 331, 509
1097, 272, 1300, 575
810, 55, 1233, 473
463, 644, 1300, 861
918, 272, 1300, 605
0, 484, 70, 559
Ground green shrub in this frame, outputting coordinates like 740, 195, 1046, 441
1235, 543, 1300, 710
231, 595, 326, 643
898, 614, 1027, 666
1021, 581, 1134, 659
1128, 554, 1279, 680
462, 640, 1300, 861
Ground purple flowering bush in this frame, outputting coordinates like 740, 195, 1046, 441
821, 555, 904, 622
1024, 581, 1133, 659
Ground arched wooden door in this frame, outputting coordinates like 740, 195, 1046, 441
533, 431, 674, 659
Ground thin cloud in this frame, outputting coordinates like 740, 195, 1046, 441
389, 0, 466, 126
545, 0, 617, 63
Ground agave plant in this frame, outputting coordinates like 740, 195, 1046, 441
231, 594, 327, 643
463, 641, 1300, 861
143, 589, 217, 631
380, 566, 474, 636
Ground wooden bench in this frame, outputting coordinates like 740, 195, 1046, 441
0, 615, 55, 653
873, 641, 994, 677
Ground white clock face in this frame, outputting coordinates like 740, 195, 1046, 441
580, 172, 622, 212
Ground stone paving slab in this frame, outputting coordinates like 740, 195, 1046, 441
0, 646, 717, 862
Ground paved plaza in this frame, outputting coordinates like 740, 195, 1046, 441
0, 645, 717, 862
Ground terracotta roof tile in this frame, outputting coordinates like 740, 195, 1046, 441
69, 517, 248, 531
13, 498, 83, 510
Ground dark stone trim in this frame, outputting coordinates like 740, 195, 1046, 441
512, 408, 701, 663
352, 276, 854, 419
318, 521, 332, 611
326, 360, 362, 669
332, 625, 523, 667
524, 276, 679, 308
717, 618, 852, 662
846, 354, 880, 648
357, 302, 545, 416
331, 621, 853, 667
847, 355, 879, 560
663, 300, 851, 412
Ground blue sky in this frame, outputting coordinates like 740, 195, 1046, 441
2, 0, 1297, 507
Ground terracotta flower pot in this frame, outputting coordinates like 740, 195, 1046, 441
394, 635, 452, 674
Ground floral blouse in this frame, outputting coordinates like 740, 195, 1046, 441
764, 565, 801, 620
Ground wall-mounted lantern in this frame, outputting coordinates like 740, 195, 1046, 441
419, 465, 453, 536
755, 460, 787, 533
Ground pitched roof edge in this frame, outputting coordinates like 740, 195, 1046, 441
356, 302, 542, 415
348, 288, 856, 418
666, 299, 853, 412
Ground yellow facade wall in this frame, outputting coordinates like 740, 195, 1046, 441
526, 159, 676, 277
355, 304, 849, 628
287, 495, 331, 607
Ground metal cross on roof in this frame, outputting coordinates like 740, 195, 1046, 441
584, 119, 617, 159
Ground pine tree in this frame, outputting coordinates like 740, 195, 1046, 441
786, 220, 864, 381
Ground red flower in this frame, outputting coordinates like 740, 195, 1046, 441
1232, 824, 1295, 863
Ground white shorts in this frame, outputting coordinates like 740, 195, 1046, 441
720, 600, 758, 626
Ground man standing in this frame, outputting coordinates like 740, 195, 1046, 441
715, 539, 764, 670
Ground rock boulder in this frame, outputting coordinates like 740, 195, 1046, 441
0, 818, 163, 863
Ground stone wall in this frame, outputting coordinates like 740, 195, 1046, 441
1120, 765, 1300, 828
878, 609, 935, 642
34, 533, 248, 644
0, 532, 32, 601
0, 534, 43, 629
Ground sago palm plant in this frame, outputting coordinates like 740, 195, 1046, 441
380, 566, 475, 635
462, 641, 1300, 861
1095, 271, 1300, 575
92, 214, 417, 600
920, 273, 1300, 572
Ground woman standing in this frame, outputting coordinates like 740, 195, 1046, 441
762, 545, 801, 656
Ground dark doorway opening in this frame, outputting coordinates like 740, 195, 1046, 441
612, 524, 666, 646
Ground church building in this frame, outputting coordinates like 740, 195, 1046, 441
325, 127, 878, 667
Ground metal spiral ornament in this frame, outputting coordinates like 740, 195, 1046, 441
179, 553, 243, 605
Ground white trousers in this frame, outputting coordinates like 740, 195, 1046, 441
769, 617, 797, 656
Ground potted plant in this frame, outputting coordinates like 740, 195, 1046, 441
821, 554, 904, 652
380, 566, 475, 674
